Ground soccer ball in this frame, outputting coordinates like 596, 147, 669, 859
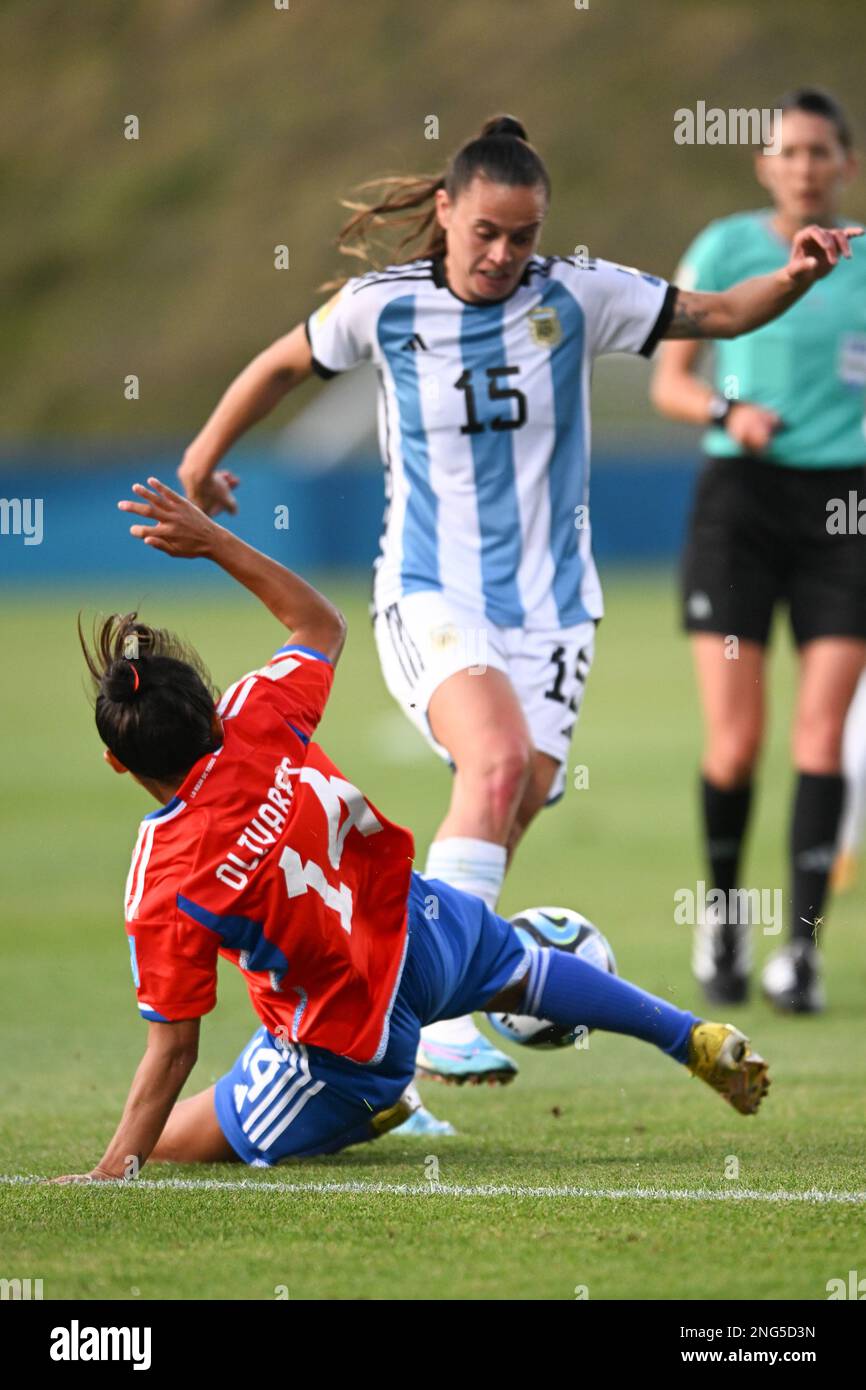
486, 905, 617, 1049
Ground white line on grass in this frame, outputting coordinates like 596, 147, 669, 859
2, 1175, 865, 1203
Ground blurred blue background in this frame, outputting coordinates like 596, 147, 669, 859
0, 448, 698, 580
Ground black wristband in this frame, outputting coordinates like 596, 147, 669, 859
708, 392, 735, 428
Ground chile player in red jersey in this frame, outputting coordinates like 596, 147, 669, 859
53, 480, 768, 1181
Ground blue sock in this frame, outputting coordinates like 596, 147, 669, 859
523, 949, 698, 1063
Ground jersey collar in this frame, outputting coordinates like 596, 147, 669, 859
432, 254, 535, 306
145, 740, 225, 821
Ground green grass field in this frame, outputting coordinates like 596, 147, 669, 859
2, 571, 865, 1301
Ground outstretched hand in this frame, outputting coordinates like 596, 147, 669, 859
178, 462, 240, 518
784, 223, 863, 288
46, 1168, 119, 1185
118, 476, 222, 558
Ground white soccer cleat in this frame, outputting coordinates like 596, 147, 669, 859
692, 896, 751, 1005
761, 942, 825, 1014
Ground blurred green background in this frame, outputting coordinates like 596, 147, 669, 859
3, 0, 866, 440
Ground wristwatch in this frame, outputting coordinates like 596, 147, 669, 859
707, 392, 735, 428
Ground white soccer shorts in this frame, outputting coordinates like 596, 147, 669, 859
373, 590, 596, 804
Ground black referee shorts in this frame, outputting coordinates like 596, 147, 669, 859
681, 456, 866, 647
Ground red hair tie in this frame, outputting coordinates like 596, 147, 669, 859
129, 661, 140, 693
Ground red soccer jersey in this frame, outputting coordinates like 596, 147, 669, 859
123, 643, 415, 1064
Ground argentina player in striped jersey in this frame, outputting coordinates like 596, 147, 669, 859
180, 114, 858, 1129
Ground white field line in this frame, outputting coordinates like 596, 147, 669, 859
2, 1175, 865, 1203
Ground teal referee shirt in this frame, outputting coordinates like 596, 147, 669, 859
677, 209, 866, 467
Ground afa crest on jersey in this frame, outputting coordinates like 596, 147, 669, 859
527, 305, 563, 349
429, 622, 459, 650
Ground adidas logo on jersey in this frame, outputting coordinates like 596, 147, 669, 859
401, 333, 428, 351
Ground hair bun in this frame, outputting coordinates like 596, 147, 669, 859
481, 114, 528, 141
104, 659, 141, 703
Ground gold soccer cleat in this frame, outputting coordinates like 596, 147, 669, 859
686, 1022, 770, 1116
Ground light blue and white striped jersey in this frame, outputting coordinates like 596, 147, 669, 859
306, 254, 673, 628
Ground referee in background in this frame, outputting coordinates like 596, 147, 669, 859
652, 89, 866, 1013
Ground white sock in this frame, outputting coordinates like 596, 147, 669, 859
422, 1014, 485, 1045
423, 836, 507, 911
402, 1082, 423, 1111
421, 837, 507, 1047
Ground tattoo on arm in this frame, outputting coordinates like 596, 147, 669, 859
664, 290, 715, 340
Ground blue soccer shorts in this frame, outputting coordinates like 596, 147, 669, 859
213, 872, 529, 1166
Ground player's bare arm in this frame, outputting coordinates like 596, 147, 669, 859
119, 476, 346, 663
663, 223, 863, 340
50, 1020, 200, 1183
179, 322, 315, 517
650, 336, 783, 447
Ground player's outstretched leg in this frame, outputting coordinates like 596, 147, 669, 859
493, 949, 770, 1116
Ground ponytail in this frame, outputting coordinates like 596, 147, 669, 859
322, 114, 550, 289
